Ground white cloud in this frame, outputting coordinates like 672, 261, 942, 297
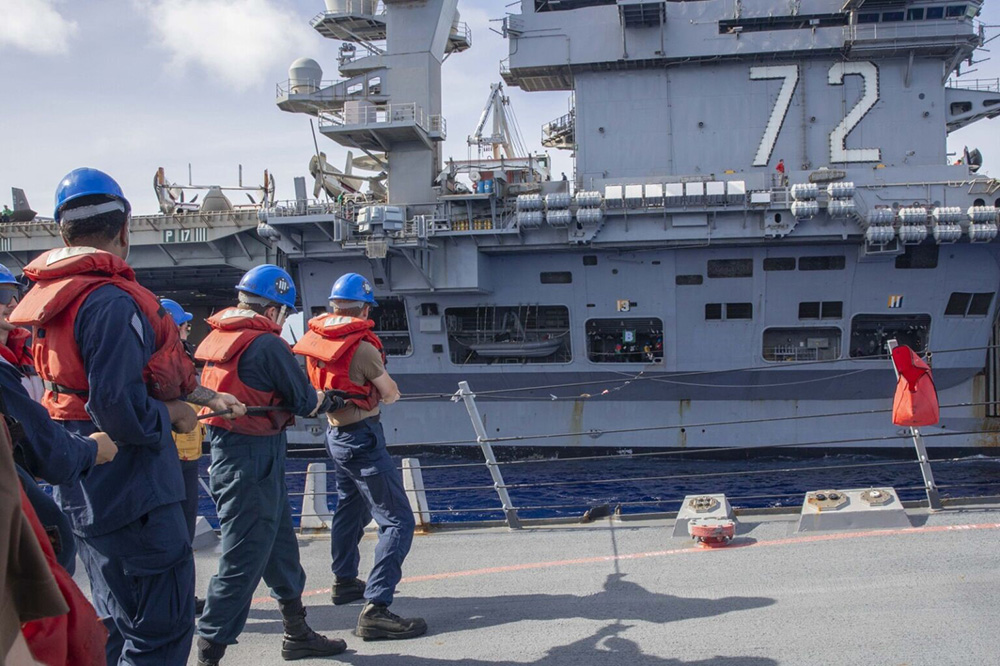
1, 0, 77, 55
142, 0, 316, 92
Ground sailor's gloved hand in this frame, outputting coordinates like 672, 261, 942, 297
321, 390, 347, 413
207, 392, 247, 419
309, 389, 347, 416
165, 400, 198, 434
89, 432, 118, 465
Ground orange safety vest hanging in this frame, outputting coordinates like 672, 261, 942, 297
195, 307, 295, 436
9, 247, 197, 421
292, 314, 385, 412
890, 345, 940, 427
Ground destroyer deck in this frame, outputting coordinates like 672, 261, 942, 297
175, 503, 999, 665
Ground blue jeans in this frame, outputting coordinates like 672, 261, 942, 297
327, 418, 414, 606
198, 430, 306, 645
76, 502, 195, 666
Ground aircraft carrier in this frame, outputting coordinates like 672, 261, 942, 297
6, 0, 1000, 451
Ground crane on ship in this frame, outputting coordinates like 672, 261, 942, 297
467, 82, 528, 160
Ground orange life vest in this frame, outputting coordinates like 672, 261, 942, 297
2, 327, 34, 373
195, 307, 295, 435
9, 248, 197, 420
292, 315, 384, 412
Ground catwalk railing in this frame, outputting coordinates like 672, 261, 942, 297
187, 342, 1000, 531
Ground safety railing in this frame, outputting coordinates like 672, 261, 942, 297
946, 77, 1000, 92
318, 103, 444, 138
309, 1, 386, 23
266, 198, 343, 218
188, 341, 1000, 533
450, 22, 472, 47
844, 20, 977, 43
275, 79, 341, 98
542, 111, 574, 137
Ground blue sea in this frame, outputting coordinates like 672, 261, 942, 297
197, 450, 1000, 526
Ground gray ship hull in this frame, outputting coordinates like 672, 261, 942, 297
284, 241, 1000, 451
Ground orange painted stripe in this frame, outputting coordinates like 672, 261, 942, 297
250, 521, 1000, 606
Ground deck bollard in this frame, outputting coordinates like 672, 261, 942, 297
301, 462, 334, 532
192, 516, 219, 550
402, 458, 432, 529
456, 381, 522, 529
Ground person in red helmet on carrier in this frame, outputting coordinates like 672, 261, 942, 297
9, 167, 244, 666
195, 265, 346, 665
293, 272, 426, 640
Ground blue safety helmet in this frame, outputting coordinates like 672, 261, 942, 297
54, 167, 131, 223
329, 272, 377, 306
236, 264, 298, 313
0, 263, 18, 287
159, 298, 193, 325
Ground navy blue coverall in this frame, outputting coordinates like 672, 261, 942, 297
0, 355, 97, 573
197, 334, 319, 646
59, 284, 195, 666
327, 418, 415, 606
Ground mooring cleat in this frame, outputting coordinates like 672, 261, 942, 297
688, 517, 736, 548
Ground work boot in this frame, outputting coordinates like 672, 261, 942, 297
196, 637, 227, 666
279, 597, 348, 660
331, 576, 366, 605
356, 601, 427, 640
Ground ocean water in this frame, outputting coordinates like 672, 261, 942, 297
197, 449, 1000, 526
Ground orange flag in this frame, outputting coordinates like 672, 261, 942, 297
890, 345, 939, 427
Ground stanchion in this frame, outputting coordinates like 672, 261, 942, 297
456, 381, 522, 529
402, 458, 432, 530
301, 462, 334, 532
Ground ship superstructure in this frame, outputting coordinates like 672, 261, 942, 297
5, 0, 1000, 449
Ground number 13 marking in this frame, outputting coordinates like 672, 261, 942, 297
750, 61, 881, 166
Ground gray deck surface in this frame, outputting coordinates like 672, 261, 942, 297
172, 506, 1000, 665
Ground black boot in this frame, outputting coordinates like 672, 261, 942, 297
196, 637, 227, 666
356, 601, 427, 640
331, 577, 366, 605
278, 598, 348, 661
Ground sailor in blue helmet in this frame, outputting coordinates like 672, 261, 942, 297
195, 265, 347, 664
160, 297, 194, 343
9, 167, 246, 666
293, 273, 426, 640
0, 261, 119, 575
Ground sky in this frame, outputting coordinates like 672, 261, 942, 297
1, 0, 999, 216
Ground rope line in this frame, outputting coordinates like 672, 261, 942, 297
478, 401, 996, 445
283, 400, 996, 457
395, 343, 1000, 402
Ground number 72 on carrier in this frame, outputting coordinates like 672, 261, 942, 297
750, 61, 881, 167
